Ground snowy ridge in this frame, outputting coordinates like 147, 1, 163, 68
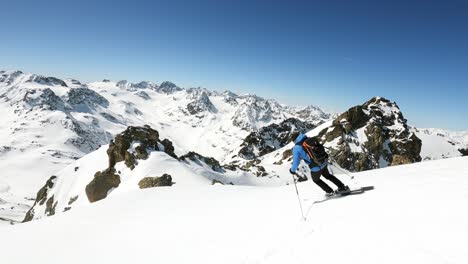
2, 157, 467, 264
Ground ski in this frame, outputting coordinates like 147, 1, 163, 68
313, 186, 375, 204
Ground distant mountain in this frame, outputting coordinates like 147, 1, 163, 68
413, 128, 468, 160
0, 69, 330, 223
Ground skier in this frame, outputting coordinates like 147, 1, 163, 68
289, 132, 349, 196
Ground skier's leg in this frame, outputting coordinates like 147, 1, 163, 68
322, 166, 345, 189
311, 170, 333, 193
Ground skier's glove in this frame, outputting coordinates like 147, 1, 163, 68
289, 168, 295, 175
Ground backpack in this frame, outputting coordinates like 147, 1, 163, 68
302, 137, 329, 166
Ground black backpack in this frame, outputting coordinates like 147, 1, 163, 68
302, 137, 329, 166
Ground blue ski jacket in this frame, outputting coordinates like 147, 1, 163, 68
290, 134, 328, 173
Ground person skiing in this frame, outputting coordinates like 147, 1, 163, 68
289, 132, 349, 196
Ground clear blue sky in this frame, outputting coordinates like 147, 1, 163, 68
1, 0, 467, 130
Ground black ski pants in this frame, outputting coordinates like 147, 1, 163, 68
310, 165, 345, 193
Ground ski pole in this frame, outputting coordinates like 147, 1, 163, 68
330, 163, 355, 180
291, 173, 306, 221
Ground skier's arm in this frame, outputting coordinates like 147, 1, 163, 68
290, 147, 301, 174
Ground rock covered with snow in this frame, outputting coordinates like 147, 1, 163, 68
65, 87, 110, 110
186, 88, 217, 115
157, 81, 182, 94
138, 174, 173, 189
238, 118, 315, 160
317, 97, 422, 171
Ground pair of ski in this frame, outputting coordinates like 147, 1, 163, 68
313, 186, 374, 204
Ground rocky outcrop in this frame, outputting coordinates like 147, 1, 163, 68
29, 75, 68, 87
238, 118, 315, 160
23, 88, 66, 111
85, 126, 177, 203
157, 81, 182, 94
316, 97, 422, 171
180, 151, 224, 172
138, 174, 173, 189
161, 139, 177, 159
107, 126, 160, 169
23, 176, 57, 222
135, 91, 151, 100
186, 89, 217, 115
85, 168, 121, 203
65, 87, 110, 109
459, 148, 468, 156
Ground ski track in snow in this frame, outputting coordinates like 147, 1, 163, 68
0, 157, 467, 264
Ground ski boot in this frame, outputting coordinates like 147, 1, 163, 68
335, 185, 351, 195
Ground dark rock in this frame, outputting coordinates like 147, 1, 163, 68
23, 176, 57, 222
138, 174, 173, 189
459, 148, 468, 156
186, 89, 217, 115
65, 87, 110, 109
68, 195, 79, 205
135, 91, 151, 100
30, 75, 68, 87
317, 97, 422, 172
179, 151, 224, 172
161, 138, 177, 159
107, 126, 159, 169
23, 88, 65, 111
239, 118, 315, 160
212, 179, 225, 185
157, 81, 182, 94
85, 168, 121, 203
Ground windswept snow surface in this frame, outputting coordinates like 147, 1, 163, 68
1, 157, 467, 264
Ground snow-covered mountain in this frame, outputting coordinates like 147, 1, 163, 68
413, 128, 468, 160
1, 69, 467, 224
0, 70, 330, 223
3, 156, 468, 264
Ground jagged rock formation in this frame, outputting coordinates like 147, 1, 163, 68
23, 88, 66, 111
186, 88, 217, 115
23, 176, 57, 222
85, 126, 176, 202
238, 118, 315, 160
85, 168, 121, 203
180, 152, 224, 172
157, 81, 182, 94
65, 87, 110, 110
459, 148, 468, 156
316, 97, 422, 171
138, 174, 173, 189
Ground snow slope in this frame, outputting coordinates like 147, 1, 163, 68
414, 128, 468, 160
1, 157, 467, 264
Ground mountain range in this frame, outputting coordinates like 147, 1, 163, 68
0, 69, 467, 224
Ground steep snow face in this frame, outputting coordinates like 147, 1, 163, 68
2, 157, 467, 264
413, 128, 468, 160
